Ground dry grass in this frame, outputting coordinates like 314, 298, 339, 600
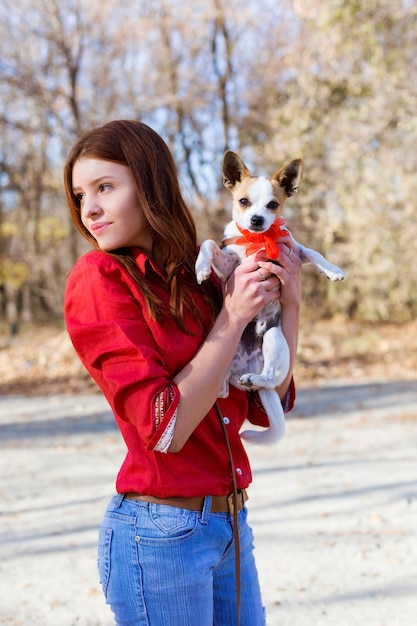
296, 316, 417, 384
1, 318, 416, 396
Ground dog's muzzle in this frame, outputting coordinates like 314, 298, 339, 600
249, 215, 265, 230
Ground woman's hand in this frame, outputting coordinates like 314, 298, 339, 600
222, 252, 287, 327
256, 238, 302, 309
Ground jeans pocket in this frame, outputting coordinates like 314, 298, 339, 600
148, 504, 195, 535
97, 527, 113, 595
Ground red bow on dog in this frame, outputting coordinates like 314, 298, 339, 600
235, 217, 289, 260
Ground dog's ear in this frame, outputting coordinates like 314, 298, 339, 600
222, 151, 251, 190
273, 159, 303, 197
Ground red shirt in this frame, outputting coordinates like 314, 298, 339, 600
64, 248, 295, 497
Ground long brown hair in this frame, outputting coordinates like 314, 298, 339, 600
64, 120, 218, 329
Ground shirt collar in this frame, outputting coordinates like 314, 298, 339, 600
129, 246, 166, 279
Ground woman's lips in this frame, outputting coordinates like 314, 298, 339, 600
91, 222, 112, 235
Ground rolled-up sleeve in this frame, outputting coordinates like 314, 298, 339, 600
64, 253, 183, 449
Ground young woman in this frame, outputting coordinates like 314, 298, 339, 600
64, 120, 302, 626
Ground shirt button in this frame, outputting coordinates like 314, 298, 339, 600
223, 416, 230, 425
236, 468, 243, 475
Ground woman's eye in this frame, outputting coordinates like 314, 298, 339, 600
266, 200, 279, 210
99, 183, 112, 192
75, 193, 85, 206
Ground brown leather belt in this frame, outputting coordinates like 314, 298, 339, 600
125, 489, 248, 514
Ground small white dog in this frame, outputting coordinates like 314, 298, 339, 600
195, 151, 346, 445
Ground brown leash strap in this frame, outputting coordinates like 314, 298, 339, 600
215, 401, 241, 626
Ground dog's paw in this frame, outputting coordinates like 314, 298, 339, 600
324, 266, 346, 281
195, 242, 216, 284
298, 245, 346, 282
195, 265, 212, 284
238, 374, 255, 389
238, 373, 275, 390
239, 373, 279, 390
195, 254, 212, 284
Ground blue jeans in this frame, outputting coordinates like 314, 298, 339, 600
98, 494, 266, 625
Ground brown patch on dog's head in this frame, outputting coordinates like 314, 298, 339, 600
222, 150, 303, 198
222, 151, 303, 233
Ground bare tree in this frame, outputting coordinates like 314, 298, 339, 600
0, 0, 416, 326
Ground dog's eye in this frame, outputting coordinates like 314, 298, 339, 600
239, 198, 251, 207
266, 201, 279, 210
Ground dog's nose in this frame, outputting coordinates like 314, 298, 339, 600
250, 215, 265, 230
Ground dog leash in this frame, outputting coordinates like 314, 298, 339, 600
214, 401, 241, 626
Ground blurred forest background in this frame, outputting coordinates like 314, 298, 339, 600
0, 0, 416, 393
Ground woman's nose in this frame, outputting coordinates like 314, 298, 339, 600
81, 194, 102, 218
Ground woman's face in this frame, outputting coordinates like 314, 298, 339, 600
72, 158, 153, 253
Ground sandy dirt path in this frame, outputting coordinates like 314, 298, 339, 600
1, 380, 416, 625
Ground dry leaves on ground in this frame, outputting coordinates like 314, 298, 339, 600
1, 318, 417, 397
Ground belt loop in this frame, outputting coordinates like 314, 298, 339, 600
113, 493, 125, 509
200, 496, 212, 524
